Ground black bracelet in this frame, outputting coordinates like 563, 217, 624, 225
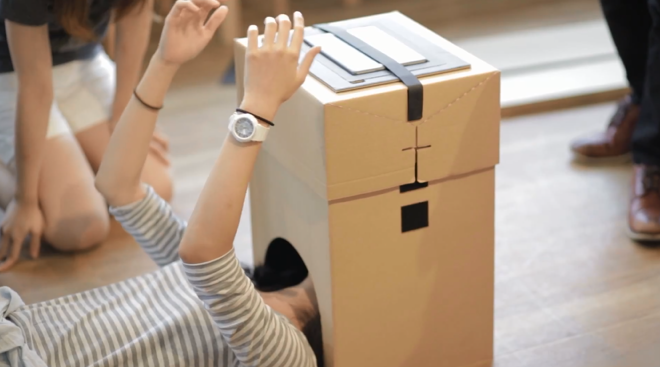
134, 90, 163, 111
236, 108, 274, 126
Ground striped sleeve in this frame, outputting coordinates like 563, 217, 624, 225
182, 250, 316, 367
109, 185, 186, 267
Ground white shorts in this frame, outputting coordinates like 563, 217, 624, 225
0, 52, 116, 165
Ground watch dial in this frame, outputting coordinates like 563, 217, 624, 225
235, 118, 254, 139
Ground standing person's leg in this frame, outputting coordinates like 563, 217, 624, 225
628, 0, 660, 241
570, 0, 652, 162
58, 52, 173, 202
633, 0, 660, 165
602, 0, 653, 102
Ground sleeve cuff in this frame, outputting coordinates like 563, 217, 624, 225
108, 185, 154, 217
0, 3, 48, 26
181, 248, 237, 269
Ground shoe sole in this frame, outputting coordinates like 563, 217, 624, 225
571, 152, 632, 165
627, 226, 660, 242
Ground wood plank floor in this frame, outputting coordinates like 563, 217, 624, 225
2, 90, 659, 366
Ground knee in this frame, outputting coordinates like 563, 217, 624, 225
44, 210, 110, 252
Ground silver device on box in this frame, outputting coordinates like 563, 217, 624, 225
305, 26, 428, 75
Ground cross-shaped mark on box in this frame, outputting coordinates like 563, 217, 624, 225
400, 126, 431, 193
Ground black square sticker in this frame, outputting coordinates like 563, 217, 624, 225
401, 201, 429, 232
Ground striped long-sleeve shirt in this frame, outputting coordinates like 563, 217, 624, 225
6, 186, 316, 367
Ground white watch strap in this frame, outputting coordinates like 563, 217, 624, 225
252, 122, 269, 142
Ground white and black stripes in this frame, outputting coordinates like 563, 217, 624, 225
184, 253, 316, 367
109, 186, 184, 267
8, 185, 315, 367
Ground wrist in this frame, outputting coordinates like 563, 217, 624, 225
239, 98, 279, 123
148, 54, 180, 78
15, 193, 38, 206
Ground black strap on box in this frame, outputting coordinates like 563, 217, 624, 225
313, 23, 424, 122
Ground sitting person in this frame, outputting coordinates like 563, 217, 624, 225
0, 1, 324, 366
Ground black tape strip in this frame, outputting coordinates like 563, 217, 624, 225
400, 181, 428, 193
313, 24, 424, 121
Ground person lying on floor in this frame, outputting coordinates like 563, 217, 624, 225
0, 1, 324, 366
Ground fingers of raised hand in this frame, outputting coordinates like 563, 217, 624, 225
189, 0, 219, 11
290, 11, 305, 53
247, 24, 259, 52
297, 45, 321, 85
275, 14, 292, 48
171, 1, 200, 25
204, 5, 229, 33
189, 0, 222, 27
172, 1, 199, 17
263, 17, 277, 46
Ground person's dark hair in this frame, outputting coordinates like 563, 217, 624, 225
245, 238, 325, 367
54, 0, 148, 41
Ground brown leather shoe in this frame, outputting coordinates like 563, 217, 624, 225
628, 165, 660, 241
571, 96, 639, 163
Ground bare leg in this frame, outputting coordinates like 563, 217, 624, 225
39, 134, 110, 251
75, 122, 174, 202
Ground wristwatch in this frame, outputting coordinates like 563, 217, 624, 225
228, 112, 269, 143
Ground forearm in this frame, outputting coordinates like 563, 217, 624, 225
96, 56, 177, 206
111, 0, 153, 126
179, 99, 276, 263
179, 137, 260, 263
14, 86, 53, 203
5, 21, 53, 204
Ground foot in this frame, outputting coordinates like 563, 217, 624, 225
628, 165, 660, 241
570, 96, 639, 163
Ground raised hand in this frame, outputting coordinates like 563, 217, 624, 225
157, 0, 228, 66
240, 12, 322, 121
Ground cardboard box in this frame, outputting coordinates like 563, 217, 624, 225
235, 11, 500, 367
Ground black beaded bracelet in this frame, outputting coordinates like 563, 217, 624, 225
134, 90, 163, 111
236, 108, 274, 126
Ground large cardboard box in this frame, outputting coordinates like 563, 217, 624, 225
235, 12, 500, 367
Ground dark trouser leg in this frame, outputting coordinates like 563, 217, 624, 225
633, 0, 660, 165
600, 0, 652, 103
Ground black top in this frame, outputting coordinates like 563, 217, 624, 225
0, 0, 116, 73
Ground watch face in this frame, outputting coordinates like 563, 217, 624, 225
234, 117, 255, 139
